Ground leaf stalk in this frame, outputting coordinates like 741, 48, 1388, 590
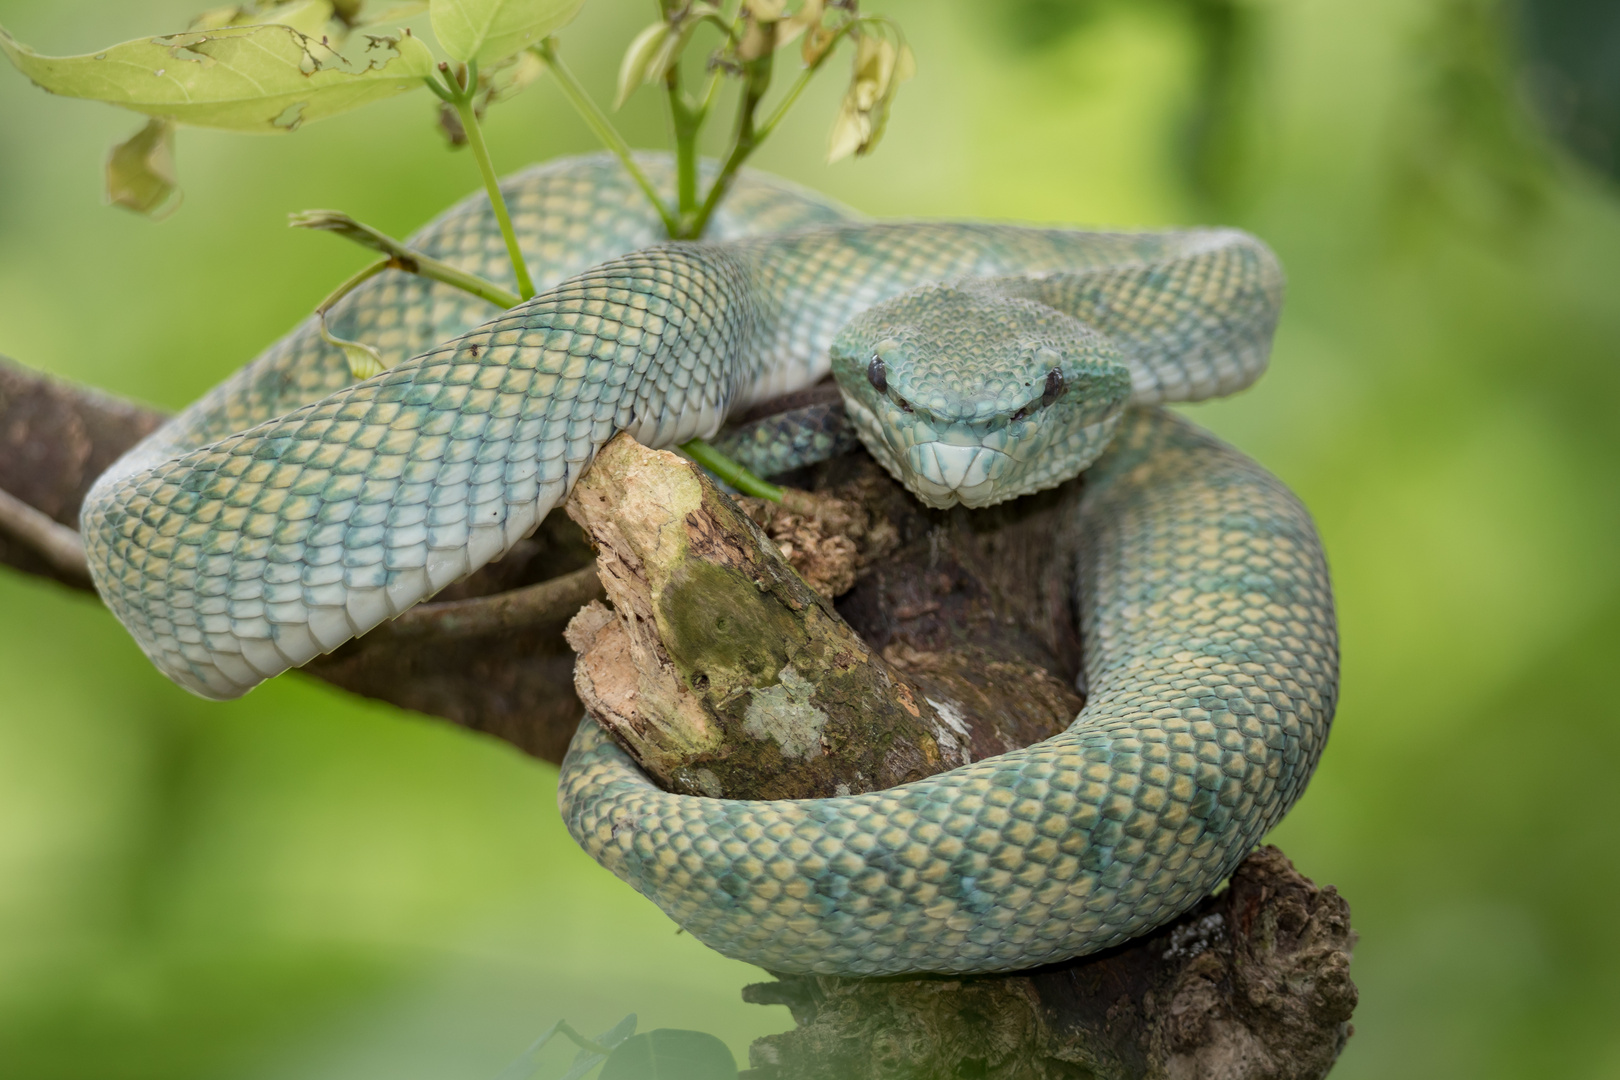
536, 38, 680, 237
427, 61, 537, 300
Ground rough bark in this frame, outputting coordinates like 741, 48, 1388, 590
562, 434, 972, 799
0, 355, 1356, 1077
0, 355, 164, 588
743, 846, 1356, 1080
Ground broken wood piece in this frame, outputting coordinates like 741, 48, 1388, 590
563, 432, 972, 800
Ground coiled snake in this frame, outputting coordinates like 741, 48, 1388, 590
82, 153, 1337, 976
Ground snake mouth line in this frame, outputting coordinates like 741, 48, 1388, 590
905, 442, 1011, 507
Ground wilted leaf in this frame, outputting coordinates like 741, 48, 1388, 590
480, 45, 544, 106
289, 208, 403, 254
827, 28, 913, 163
318, 312, 386, 379
615, 21, 668, 108
648, 6, 720, 80
0, 23, 435, 132
430, 0, 584, 66
598, 1029, 737, 1080
105, 117, 181, 217
735, 0, 781, 63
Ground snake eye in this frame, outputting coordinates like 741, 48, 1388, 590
867, 355, 888, 394
1042, 368, 1067, 408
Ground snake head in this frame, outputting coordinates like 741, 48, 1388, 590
830, 281, 1133, 508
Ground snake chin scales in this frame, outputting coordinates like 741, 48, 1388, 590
80, 152, 1334, 976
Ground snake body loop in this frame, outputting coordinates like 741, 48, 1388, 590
82, 153, 1337, 975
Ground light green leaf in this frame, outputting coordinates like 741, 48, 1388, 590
318, 312, 386, 379
430, 0, 585, 66
105, 117, 181, 218
598, 1030, 737, 1080
0, 23, 434, 133
260, 0, 338, 37
190, 0, 335, 37
353, 0, 430, 25
614, 21, 667, 109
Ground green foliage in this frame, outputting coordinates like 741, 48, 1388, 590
0, 21, 436, 132
431, 0, 584, 66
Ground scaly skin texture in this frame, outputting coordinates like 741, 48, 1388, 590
79, 154, 1335, 975
560, 409, 1336, 975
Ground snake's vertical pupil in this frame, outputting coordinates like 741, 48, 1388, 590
867, 355, 888, 393
1042, 368, 1067, 407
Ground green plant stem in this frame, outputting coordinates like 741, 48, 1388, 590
314, 256, 391, 317
666, 63, 701, 225
537, 39, 679, 237
684, 50, 774, 240
291, 211, 523, 309
679, 438, 783, 502
756, 23, 859, 141
450, 89, 536, 300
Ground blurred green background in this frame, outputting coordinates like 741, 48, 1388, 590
1, 0, 1617, 1076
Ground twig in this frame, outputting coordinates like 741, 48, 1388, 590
0, 486, 90, 586
537, 39, 680, 238
371, 564, 604, 641
290, 211, 523, 310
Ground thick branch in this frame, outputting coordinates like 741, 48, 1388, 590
747, 846, 1357, 1080
0, 354, 595, 760
0, 354, 165, 589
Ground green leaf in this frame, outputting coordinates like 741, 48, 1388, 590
190, 0, 336, 37
614, 21, 667, 109
354, 0, 431, 25
105, 117, 181, 218
430, 0, 585, 66
598, 1030, 737, 1080
0, 22, 434, 132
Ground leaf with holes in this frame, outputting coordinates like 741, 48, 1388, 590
0, 22, 435, 133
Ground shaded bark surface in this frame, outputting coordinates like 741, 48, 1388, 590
0, 356, 1356, 1079
745, 846, 1356, 1080
0, 354, 596, 759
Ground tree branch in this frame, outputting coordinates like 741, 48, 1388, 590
0, 353, 595, 760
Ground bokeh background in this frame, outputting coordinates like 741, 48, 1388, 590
2, 0, 1618, 1076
